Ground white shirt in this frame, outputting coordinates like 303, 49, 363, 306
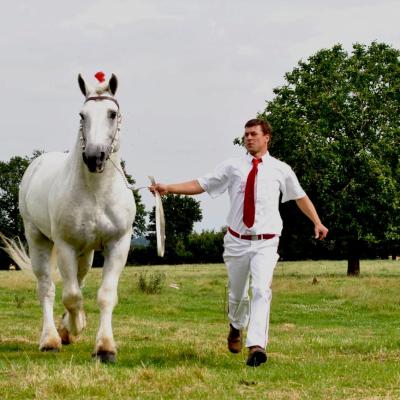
198, 152, 306, 235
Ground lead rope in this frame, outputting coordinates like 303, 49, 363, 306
109, 158, 165, 257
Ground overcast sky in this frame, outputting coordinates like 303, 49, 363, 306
0, 1, 399, 232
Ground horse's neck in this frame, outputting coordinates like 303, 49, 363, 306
67, 137, 121, 194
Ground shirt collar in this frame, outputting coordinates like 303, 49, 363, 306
245, 151, 270, 164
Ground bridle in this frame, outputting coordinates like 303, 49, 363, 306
79, 95, 122, 160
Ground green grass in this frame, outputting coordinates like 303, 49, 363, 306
0, 260, 400, 399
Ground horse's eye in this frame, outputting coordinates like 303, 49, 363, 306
109, 111, 117, 120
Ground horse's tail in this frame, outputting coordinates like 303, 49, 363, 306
0, 232, 32, 271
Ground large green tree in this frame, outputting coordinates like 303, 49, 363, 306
259, 42, 400, 274
147, 194, 202, 263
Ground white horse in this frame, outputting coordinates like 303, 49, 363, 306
3, 73, 136, 363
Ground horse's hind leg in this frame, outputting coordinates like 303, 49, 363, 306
25, 223, 61, 352
56, 243, 86, 344
77, 250, 94, 288
58, 250, 93, 344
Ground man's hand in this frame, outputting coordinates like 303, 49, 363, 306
314, 223, 328, 240
149, 183, 169, 196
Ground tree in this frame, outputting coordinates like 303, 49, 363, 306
187, 228, 226, 263
255, 42, 400, 274
147, 194, 202, 263
0, 156, 30, 240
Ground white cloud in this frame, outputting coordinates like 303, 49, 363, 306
1, 0, 400, 231
61, 0, 184, 31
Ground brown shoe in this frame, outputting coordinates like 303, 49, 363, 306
246, 346, 267, 367
227, 324, 242, 353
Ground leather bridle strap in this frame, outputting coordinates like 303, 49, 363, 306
84, 96, 120, 109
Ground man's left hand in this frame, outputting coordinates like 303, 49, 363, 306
314, 224, 328, 240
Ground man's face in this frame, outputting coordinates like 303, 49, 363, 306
244, 125, 269, 155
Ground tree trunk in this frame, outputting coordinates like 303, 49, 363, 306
347, 240, 360, 276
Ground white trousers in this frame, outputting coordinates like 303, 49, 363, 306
223, 233, 279, 348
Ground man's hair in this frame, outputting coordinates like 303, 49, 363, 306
244, 118, 272, 136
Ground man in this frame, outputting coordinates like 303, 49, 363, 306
150, 119, 328, 367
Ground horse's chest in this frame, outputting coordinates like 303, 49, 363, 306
56, 201, 131, 249
80, 211, 116, 236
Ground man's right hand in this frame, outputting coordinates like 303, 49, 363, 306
149, 183, 169, 196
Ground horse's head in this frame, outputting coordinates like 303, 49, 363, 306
78, 73, 121, 173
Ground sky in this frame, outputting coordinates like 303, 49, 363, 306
0, 0, 399, 232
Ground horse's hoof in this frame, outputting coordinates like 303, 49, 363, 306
57, 327, 75, 345
93, 351, 116, 364
40, 346, 60, 353
40, 336, 62, 352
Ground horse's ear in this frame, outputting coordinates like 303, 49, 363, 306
78, 74, 87, 97
109, 74, 118, 95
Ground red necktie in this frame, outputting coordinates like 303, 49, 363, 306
243, 158, 262, 228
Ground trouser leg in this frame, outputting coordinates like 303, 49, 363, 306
246, 243, 279, 348
224, 253, 251, 330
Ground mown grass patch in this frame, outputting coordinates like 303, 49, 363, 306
0, 260, 399, 399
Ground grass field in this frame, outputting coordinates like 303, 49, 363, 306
0, 260, 399, 399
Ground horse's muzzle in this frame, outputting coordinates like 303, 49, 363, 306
82, 151, 106, 173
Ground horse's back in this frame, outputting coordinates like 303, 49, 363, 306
20, 152, 68, 239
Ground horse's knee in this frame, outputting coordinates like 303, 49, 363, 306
37, 280, 55, 304
62, 287, 83, 312
97, 286, 117, 310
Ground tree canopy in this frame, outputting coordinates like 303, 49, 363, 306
259, 42, 400, 273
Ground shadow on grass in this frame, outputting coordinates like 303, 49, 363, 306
0, 340, 238, 370
116, 344, 238, 370
0, 342, 33, 353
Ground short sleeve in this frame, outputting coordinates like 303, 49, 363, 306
281, 166, 306, 203
198, 160, 230, 199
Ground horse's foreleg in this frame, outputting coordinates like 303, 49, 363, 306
25, 225, 61, 352
56, 243, 86, 343
93, 233, 131, 363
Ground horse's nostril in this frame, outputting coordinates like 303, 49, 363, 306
82, 152, 87, 163
100, 152, 106, 161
